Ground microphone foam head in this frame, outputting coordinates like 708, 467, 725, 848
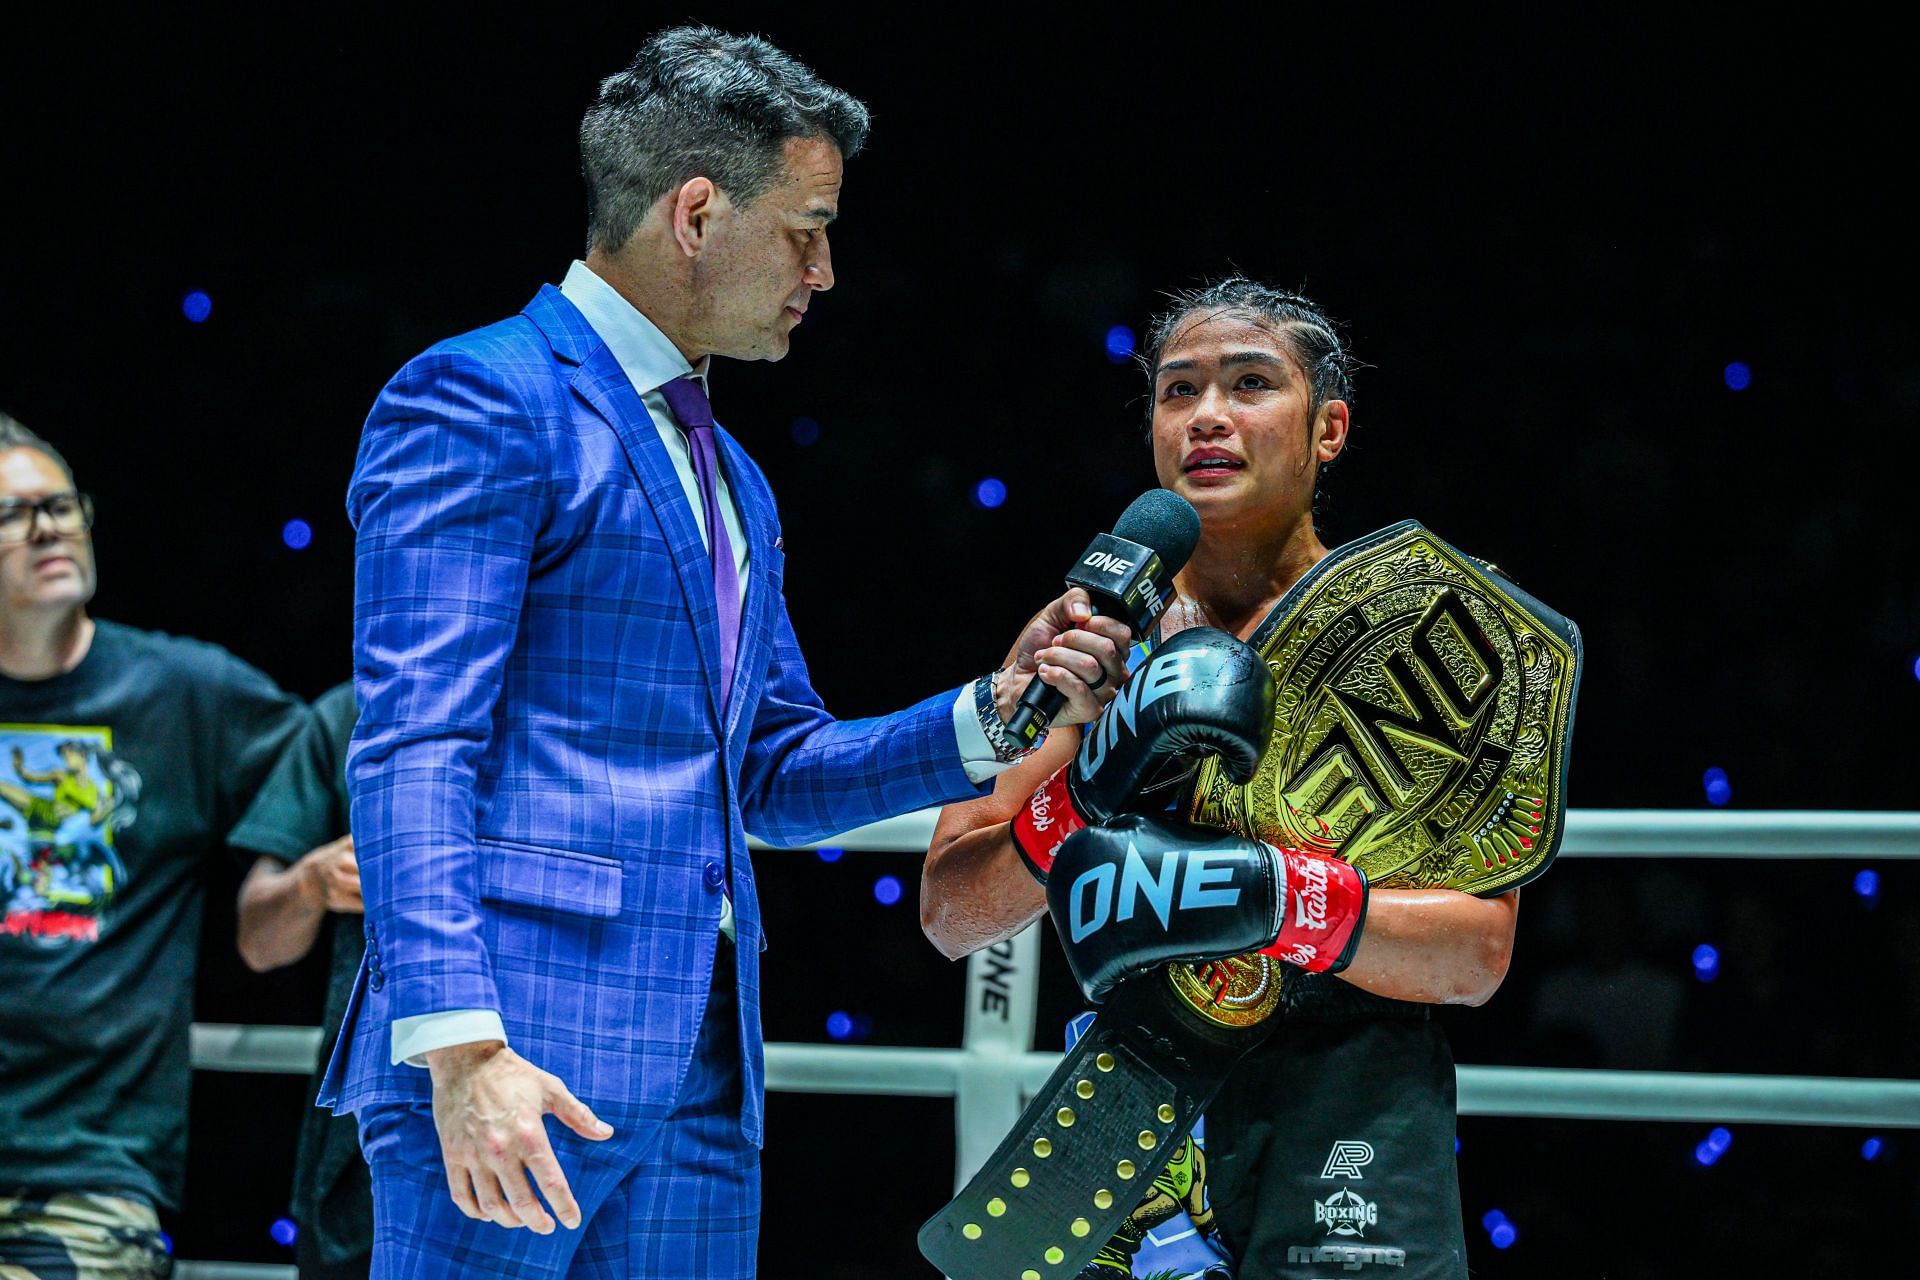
1112, 489, 1202, 574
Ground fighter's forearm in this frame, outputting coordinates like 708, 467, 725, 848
1335, 887, 1519, 1006
920, 822, 1046, 961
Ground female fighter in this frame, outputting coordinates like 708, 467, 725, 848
921, 278, 1518, 1279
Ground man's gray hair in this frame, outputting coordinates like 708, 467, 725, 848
580, 25, 870, 254
0, 410, 76, 484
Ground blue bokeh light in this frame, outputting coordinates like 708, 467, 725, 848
159, 1233, 174, 1256
1854, 868, 1880, 901
873, 875, 904, 906
1104, 324, 1137, 364
270, 1218, 298, 1247
1454, 1136, 1462, 1154
1480, 1209, 1507, 1232
1695, 1127, 1733, 1167
1703, 766, 1731, 808
790, 416, 820, 446
1723, 362, 1752, 391
1863, 1136, 1884, 1161
973, 477, 1007, 510
182, 290, 212, 323
1490, 1222, 1518, 1249
1911, 654, 1920, 682
826, 1011, 854, 1041
1692, 943, 1720, 983
815, 845, 843, 863
282, 519, 313, 551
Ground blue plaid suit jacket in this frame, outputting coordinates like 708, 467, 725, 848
319, 286, 984, 1144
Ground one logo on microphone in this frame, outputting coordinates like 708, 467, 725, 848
1082, 551, 1136, 575
1321, 1140, 1376, 1180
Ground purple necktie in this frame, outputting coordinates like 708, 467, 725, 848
658, 375, 740, 709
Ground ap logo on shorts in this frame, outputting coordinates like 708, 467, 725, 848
1321, 1139, 1375, 1179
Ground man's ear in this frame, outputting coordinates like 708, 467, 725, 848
668, 177, 729, 258
1315, 399, 1351, 464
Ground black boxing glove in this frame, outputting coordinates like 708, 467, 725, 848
1046, 813, 1369, 1005
1009, 627, 1274, 882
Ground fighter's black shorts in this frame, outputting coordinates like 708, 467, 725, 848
1204, 1011, 1467, 1280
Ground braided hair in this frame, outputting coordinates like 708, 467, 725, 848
1140, 278, 1358, 511
1140, 277, 1356, 422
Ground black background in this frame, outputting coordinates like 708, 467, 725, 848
5, 6, 1916, 1277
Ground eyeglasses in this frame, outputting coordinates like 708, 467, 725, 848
0, 492, 96, 545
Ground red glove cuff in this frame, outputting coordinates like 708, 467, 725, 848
1259, 847, 1368, 973
1008, 766, 1088, 883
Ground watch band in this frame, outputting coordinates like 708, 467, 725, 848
976, 668, 1042, 764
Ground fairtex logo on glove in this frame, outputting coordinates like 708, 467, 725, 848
1292, 854, 1330, 932
1259, 846, 1368, 974
1067, 841, 1243, 943
1026, 785, 1058, 832
1013, 768, 1089, 877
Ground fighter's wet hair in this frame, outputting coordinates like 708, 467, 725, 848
580, 25, 870, 254
1140, 277, 1357, 425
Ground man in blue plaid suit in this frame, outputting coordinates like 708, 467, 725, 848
318, 26, 1136, 1280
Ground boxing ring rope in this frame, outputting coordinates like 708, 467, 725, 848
176, 809, 1920, 1280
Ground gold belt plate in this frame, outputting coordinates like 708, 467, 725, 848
1168, 522, 1582, 1028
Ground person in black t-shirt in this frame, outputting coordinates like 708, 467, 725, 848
0, 413, 310, 1279
229, 682, 367, 1280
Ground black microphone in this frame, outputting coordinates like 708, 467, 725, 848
1005, 489, 1202, 746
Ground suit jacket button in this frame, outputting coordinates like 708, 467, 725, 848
368, 972, 385, 992
703, 861, 725, 889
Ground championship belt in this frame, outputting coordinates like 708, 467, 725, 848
920, 521, 1582, 1280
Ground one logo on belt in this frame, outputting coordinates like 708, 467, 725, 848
1322, 1139, 1376, 1179
1314, 1187, 1379, 1238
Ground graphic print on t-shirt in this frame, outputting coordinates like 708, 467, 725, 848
0, 724, 142, 945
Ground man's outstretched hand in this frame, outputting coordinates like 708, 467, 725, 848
426, 1041, 614, 1233
996, 587, 1133, 729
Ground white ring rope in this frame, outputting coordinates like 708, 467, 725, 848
177, 809, 1918, 1272
187, 1029, 1920, 1131
749, 807, 1920, 859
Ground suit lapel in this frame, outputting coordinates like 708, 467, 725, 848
568, 342, 729, 730
523, 284, 748, 736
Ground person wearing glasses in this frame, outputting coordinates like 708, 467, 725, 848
0, 412, 308, 1280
